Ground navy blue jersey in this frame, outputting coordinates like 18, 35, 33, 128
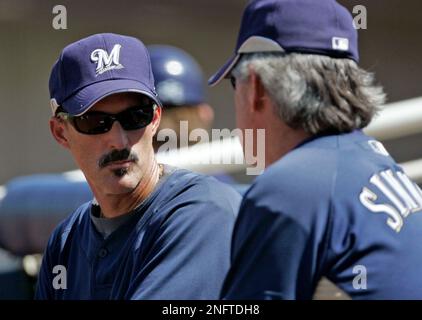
222, 130, 422, 300
35, 168, 240, 299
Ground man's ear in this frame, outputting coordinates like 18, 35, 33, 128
49, 117, 71, 149
151, 105, 162, 135
248, 67, 267, 113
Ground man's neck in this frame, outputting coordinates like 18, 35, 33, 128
95, 162, 163, 219
265, 125, 311, 168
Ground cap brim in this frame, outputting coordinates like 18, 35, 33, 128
208, 54, 240, 87
208, 36, 288, 87
62, 79, 162, 116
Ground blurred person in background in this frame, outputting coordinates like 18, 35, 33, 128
148, 45, 214, 151
149, 45, 235, 184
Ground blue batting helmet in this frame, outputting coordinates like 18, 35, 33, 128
148, 45, 205, 107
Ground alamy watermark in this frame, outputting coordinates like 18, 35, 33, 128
352, 265, 367, 290
52, 5, 67, 30
52, 265, 67, 290
353, 5, 367, 30
156, 121, 266, 176
51, 4, 367, 31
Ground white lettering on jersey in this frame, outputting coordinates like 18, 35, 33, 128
368, 140, 390, 157
359, 169, 422, 232
360, 187, 404, 232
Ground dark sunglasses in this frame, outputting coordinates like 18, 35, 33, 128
57, 103, 157, 135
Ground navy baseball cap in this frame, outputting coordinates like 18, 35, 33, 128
49, 33, 162, 116
209, 0, 358, 86
148, 45, 205, 106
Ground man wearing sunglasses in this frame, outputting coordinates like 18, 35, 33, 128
35, 33, 241, 299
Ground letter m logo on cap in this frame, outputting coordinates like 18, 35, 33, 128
90, 44, 124, 75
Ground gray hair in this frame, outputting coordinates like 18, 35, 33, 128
232, 53, 386, 135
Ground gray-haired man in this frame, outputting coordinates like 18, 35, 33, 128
210, 0, 422, 299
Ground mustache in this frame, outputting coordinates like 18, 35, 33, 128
98, 149, 139, 168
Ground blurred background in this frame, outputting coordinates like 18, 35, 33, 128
0, 0, 421, 299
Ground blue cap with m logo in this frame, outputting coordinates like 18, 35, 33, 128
49, 33, 162, 116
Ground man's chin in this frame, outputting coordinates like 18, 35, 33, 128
102, 172, 140, 193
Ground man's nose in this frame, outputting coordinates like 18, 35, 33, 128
105, 120, 129, 150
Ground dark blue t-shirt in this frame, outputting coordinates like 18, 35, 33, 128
222, 130, 422, 300
35, 167, 240, 299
